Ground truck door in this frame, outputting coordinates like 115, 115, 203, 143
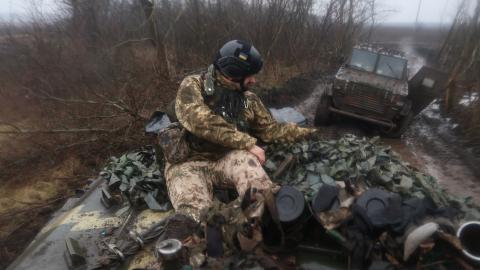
408, 66, 447, 115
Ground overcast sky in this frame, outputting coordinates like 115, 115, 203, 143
379, 0, 460, 25
0, 0, 465, 25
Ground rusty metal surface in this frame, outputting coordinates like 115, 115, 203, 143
343, 83, 390, 114
332, 82, 402, 120
329, 107, 396, 128
336, 67, 408, 96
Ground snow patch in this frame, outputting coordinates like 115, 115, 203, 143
422, 100, 442, 120
270, 107, 307, 125
459, 92, 479, 107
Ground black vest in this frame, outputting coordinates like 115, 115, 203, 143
186, 81, 250, 156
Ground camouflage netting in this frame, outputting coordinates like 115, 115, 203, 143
96, 134, 480, 268
100, 134, 479, 219
100, 146, 171, 212
264, 134, 480, 220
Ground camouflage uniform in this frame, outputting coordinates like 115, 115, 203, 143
165, 72, 316, 221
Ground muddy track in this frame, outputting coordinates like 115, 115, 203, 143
398, 117, 480, 204
295, 82, 480, 204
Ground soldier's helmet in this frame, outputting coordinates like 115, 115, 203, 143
214, 40, 263, 82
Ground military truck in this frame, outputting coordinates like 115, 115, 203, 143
314, 44, 446, 138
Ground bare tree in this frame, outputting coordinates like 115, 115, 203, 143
440, 0, 480, 111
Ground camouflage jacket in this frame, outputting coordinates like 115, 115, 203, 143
175, 73, 316, 161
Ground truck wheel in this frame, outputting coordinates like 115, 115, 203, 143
381, 111, 414, 138
314, 94, 333, 126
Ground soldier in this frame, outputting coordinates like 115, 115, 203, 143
164, 40, 317, 221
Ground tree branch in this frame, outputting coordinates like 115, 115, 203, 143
0, 128, 117, 134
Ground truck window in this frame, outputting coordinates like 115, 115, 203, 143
349, 49, 377, 72
375, 55, 406, 80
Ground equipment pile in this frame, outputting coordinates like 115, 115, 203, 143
96, 135, 480, 269
264, 134, 478, 216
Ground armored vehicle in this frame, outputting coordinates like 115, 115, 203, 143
7, 110, 346, 270
315, 45, 446, 138
8, 110, 479, 270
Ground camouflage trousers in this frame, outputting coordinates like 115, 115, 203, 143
165, 150, 277, 221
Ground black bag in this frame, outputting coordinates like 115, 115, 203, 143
157, 122, 190, 164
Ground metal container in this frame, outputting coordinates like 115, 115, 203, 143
155, 238, 183, 260
457, 221, 480, 263
311, 184, 340, 214
276, 186, 307, 224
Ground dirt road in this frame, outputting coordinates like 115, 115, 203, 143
296, 82, 480, 204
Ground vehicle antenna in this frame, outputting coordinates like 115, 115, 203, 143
415, 0, 423, 26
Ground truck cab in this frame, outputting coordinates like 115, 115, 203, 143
315, 45, 444, 138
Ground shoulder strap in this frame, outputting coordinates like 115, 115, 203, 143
203, 65, 216, 96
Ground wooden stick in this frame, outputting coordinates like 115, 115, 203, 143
272, 154, 295, 179
0, 128, 115, 134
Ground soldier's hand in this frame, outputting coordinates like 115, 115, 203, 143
308, 128, 323, 141
248, 145, 265, 165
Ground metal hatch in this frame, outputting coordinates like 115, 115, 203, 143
408, 66, 448, 115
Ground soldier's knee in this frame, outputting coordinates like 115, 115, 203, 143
177, 204, 204, 222
227, 150, 261, 168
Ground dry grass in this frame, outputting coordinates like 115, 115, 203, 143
0, 152, 89, 268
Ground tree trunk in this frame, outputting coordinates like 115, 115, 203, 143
139, 0, 178, 80
437, 0, 467, 65
69, 0, 99, 50
444, 0, 480, 111
139, 0, 158, 46
367, 0, 376, 42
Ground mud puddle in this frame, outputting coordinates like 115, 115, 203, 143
294, 81, 480, 204
395, 117, 480, 205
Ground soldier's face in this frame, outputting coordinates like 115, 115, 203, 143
243, 75, 257, 89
